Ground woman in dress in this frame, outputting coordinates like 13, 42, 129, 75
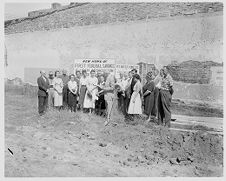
79, 70, 88, 111
53, 71, 63, 110
83, 69, 98, 113
127, 74, 142, 118
143, 71, 155, 123
68, 74, 78, 112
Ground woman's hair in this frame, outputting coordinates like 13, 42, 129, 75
55, 70, 60, 77
99, 74, 104, 79
82, 70, 87, 74
154, 69, 159, 76
90, 69, 95, 73
76, 70, 81, 75
133, 73, 141, 82
131, 68, 138, 73
98, 74, 105, 84
146, 71, 153, 80
69, 74, 75, 79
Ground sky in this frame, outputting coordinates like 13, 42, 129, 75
4, 3, 68, 20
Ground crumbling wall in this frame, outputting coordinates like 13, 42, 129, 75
166, 61, 223, 84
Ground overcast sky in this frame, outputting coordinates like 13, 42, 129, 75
4, 3, 69, 20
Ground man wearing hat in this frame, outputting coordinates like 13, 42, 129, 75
48, 71, 55, 108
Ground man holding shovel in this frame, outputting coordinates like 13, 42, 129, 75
101, 70, 116, 126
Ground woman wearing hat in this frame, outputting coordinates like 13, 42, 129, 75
143, 71, 156, 122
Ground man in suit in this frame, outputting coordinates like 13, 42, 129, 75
124, 70, 133, 120
124, 68, 138, 122
130, 68, 138, 95
61, 70, 69, 109
37, 70, 50, 116
75, 70, 81, 110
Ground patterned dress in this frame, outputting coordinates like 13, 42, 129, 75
143, 80, 155, 116
53, 77, 63, 107
68, 80, 78, 111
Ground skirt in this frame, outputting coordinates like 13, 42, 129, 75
143, 92, 155, 116
95, 94, 106, 110
128, 92, 142, 114
68, 92, 77, 108
62, 84, 68, 104
79, 85, 87, 106
54, 91, 63, 107
83, 89, 98, 109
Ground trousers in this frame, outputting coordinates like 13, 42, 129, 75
158, 89, 172, 127
48, 88, 54, 108
38, 96, 48, 115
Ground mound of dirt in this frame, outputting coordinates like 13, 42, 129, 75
5, 92, 223, 176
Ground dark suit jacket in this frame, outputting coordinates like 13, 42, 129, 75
75, 77, 80, 95
130, 77, 136, 95
125, 78, 132, 99
37, 76, 50, 97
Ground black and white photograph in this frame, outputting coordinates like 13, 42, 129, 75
3, 0, 225, 178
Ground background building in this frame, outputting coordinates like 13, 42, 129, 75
137, 62, 156, 83
210, 66, 223, 86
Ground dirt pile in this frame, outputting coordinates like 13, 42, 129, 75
100, 121, 223, 168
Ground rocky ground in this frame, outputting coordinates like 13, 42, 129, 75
5, 91, 223, 177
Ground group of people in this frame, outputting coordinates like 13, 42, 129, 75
116, 67, 173, 127
37, 66, 173, 127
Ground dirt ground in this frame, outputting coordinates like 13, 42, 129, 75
5, 91, 223, 177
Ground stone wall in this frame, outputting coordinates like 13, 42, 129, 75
5, 2, 223, 34
167, 61, 223, 84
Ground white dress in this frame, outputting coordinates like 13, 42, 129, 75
83, 76, 98, 109
53, 77, 63, 107
128, 80, 142, 114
